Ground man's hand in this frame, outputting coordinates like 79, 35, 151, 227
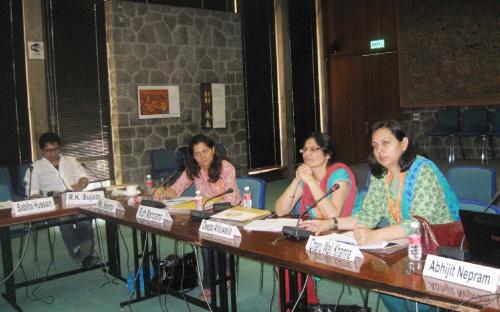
71, 177, 89, 192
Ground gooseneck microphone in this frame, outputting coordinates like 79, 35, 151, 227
483, 189, 500, 213
283, 183, 340, 241
190, 188, 234, 220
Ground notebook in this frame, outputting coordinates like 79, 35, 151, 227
459, 210, 500, 269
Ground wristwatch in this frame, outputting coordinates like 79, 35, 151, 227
331, 217, 338, 231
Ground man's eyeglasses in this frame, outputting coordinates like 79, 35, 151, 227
42, 147, 60, 153
299, 146, 322, 154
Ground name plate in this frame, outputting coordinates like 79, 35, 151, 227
306, 250, 362, 273
423, 276, 500, 309
305, 236, 363, 262
94, 198, 124, 214
423, 255, 500, 293
12, 197, 56, 217
199, 232, 242, 247
63, 191, 105, 207
199, 219, 241, 239
136, 205, 172, 224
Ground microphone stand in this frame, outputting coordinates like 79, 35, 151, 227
190, 188, 234, 220
283, 183, 340, 240
27, 165, 34, 199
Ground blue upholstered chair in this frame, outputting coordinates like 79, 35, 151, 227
459, 199, 500, 214
0, 184, 12, 201
447, 166, 496, 204
236, 176, 266, 209
0, 167, 14, 197
17, 163, 31, 197
424, 109, 459, 162
455, 108, 490, 163
150, 148, 178, 180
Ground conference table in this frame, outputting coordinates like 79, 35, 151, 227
2, 198, 500, 312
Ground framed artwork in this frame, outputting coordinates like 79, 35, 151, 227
137, 85, 180, 119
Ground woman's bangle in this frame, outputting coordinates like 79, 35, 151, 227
288, 192, 295, 198
330, 217, 338, 231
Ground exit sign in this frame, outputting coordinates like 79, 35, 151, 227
370, 39, 385, 49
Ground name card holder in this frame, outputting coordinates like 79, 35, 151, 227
306, 250, 362, 273
305, 235, 363, 262
423, 255, 500, 293
12, 197, 56, 217
90, 198, 124, 215
136, 205, 172, 225
62, 191, 105, 207
199, 219, 241, 240
199, 232, 242, 247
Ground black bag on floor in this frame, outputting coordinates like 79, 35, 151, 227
157, 252, 198, 291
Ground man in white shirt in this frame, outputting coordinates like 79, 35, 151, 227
25, 132, 98, 268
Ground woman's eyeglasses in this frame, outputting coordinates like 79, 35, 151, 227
299, 146, 322, 154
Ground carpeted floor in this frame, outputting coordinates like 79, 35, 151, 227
0, 179, 389, 312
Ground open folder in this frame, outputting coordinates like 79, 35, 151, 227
164, 196, 222, 214
210, 206, 271, 224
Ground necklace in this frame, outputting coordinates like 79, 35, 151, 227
384, 171, 406, 224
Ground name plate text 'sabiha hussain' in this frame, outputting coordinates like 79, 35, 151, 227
12, 197, 56, 217
423, 255, 500, 293
199, 219, 241, 240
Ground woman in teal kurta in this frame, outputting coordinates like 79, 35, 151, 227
300, 120, 459, 246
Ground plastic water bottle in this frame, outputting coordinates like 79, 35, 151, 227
243, 186, 252, 208
195, 190, 203, 210
145, 174, 154, 195
408, 220, 423, 261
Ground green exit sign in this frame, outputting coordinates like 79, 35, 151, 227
370, 39, 385, 49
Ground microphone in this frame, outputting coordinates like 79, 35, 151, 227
190, 188, 234, 220
162, 170, 180, 187
81, 162, 104, 191
27, 164, 34, 199
283, 183, 340, 240
435, 190, 500, 261
483, 189, 500, 213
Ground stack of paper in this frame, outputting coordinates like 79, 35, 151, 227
210, 206, 271, 225
322, 231, 407, 251
164, 196, 223, 214
243, 218, 297, 232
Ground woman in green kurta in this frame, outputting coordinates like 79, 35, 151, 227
301, 120, 460, 312
300, 120, 459, 244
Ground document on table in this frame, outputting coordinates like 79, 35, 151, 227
243, 218, 297, 232
0, 201, 12, 210
322, 231, 407, 250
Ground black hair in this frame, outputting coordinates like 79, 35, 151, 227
39, 132, 61, 149
185, 134, 225, 183
303, 132, 336, 166
367, 120, 417, 178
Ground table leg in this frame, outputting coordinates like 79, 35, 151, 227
1, 226, 22, 311
217, 250, 228, 312
229, 254, 237, 312
105, 220, 121, 279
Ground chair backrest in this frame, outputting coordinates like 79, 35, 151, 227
0, 184, 12, 201
493, 109, 500, 133
435, 109, 459, 130
236, 176, 266, 209
17, 163, 31, 197
460, 108, 489, 132
447, 166, 496, 203
181, 184, 196, 197
459, 199, 500, 215
0, 167, 14, 196
175, 145, 189, 172
215, 143, 227, 157
150, 148, 177, 179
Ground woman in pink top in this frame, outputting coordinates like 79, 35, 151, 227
153, 134, 241, 206
153, 134, 241, 301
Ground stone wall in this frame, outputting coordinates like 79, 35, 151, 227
402, 106, 500, 161
106, 1, 246, 184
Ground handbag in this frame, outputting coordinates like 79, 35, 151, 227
413, 216, 466, 255
157, 252, 198, 291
